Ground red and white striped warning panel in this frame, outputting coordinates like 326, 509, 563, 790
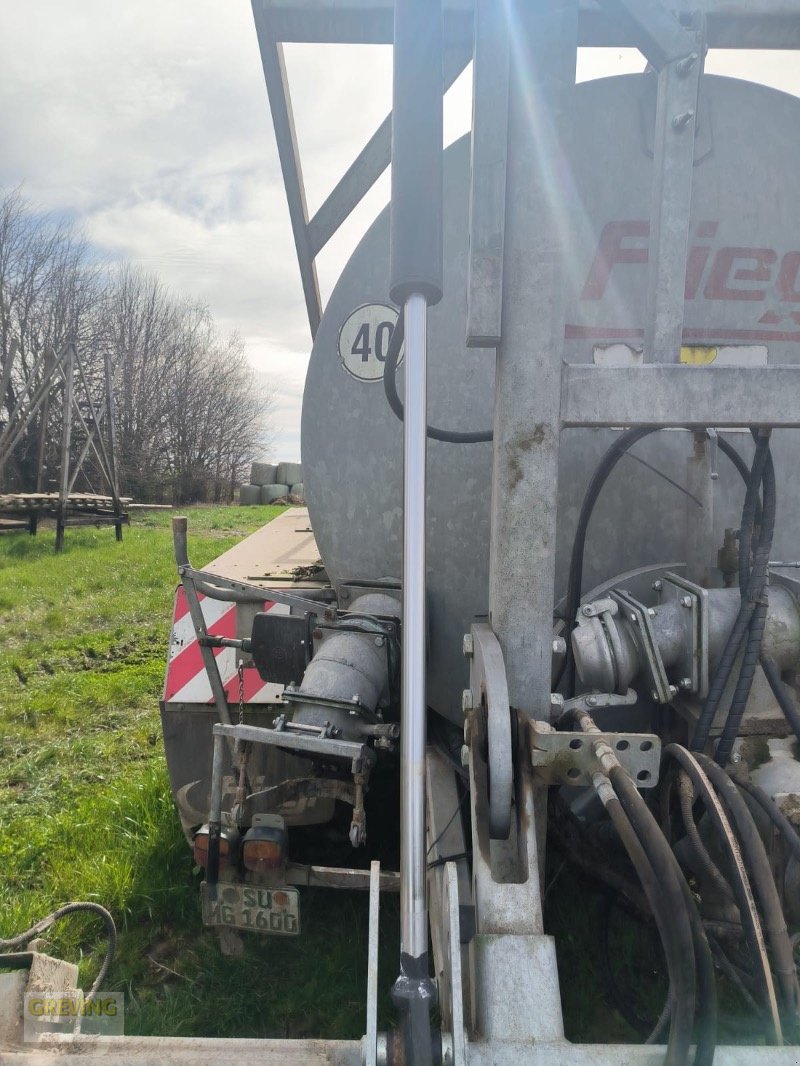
163, 586, 287, 705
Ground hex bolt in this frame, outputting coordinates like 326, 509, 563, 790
462, 633, 474, 658
374, 635, 385, 647
582, 604, 593, 616
651, 690, 659, 701
680, 596, 693, 608
630, 613, 639, 624
676, 52, 698, 77
550, 692, 565, 714
461, 744, 470, 767
680, 678, 692, 690
672, 109, 695, 131
586, 695, 598, 708
647, 608, 656, 618
552, 636, 567, 656
652, 580, 663, 592
669, 685, 679, 698
462, 689, 474, 713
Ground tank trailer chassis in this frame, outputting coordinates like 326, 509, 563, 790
10, 1, 800, 1065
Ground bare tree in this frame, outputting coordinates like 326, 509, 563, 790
105, 265, 271, 504
0, 189, 275, 504
0, 188, 106, 490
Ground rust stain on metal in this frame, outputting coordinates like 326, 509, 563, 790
505, 425, 549, 491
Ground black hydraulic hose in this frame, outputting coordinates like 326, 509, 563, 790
760, 654, 800, 746
676, 770, 734, 902
560, 428, 747, 695
732, 773, 800, 865
0, 902, 116, 1002
694, 753, 800, 1032
382, 314, 493, 444
716, 434, 751, 489
560, 426, 661, 693
715, 442, 776, 766
691, 435, 775, 754
690, 598, 755, 752
737, 432, 772, 594
723, 435, 800, 754
663, 745, 783, 1044
608, 765, 717, 1066
713, 598, 768, 767
597, 783, 696, 1064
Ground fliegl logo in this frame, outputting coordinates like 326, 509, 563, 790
569, 220, 800, 344
24, 992, 124, 1040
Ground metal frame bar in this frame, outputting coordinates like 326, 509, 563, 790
255, 0, 800, 49
561, 364, 800, 428
643, 22, 704, 362
305, 44, 470, 261
214, 721, 372, 769
251, 1, 470, 338
252, 7, 322, 336
466, 0, 509, 349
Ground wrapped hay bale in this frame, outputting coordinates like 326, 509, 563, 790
277, 462, 303, 487
239, 484, 261, 506
290, 482, 304, 501
261, 484, 290, 503
250, 462, 278, 486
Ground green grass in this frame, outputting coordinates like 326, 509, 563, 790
0, 506, 761, 1045
0, 504, 399, 1038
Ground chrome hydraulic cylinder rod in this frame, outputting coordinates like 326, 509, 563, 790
388, 0, 442, 1057
400, 292, 429, 964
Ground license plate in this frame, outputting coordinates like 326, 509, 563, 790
201, 881, 300, 936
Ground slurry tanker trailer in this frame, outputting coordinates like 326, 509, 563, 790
7, 1, 800, 1064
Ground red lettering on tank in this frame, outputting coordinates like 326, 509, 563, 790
684, 222, 718, 299
581, 221, 649, 300
777, 251, 800, 302
703, 247, 777, 301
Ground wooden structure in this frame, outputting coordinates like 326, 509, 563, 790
0, 341, 128, 550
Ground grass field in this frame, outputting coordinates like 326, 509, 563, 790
0, 506, 755, 1046
0, 506, 399, 1039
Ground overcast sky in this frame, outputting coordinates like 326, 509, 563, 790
1, 3, 798, 461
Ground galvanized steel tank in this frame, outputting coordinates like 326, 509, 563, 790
302, 74, 800, 724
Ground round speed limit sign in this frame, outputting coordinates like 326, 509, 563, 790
338, 303, 404, 382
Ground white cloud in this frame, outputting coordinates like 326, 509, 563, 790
2, 4, 799, 462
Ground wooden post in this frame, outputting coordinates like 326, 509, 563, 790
103, 350, 124, 542
55, 344, 75, 552
35, 348, 54, 492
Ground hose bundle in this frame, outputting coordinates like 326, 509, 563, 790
557, 704, 716, 1065
691, 431, 776, 764
553, 425, 800, 1059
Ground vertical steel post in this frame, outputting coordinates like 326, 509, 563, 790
644, 24, 704, 363
488, 0, 577, 721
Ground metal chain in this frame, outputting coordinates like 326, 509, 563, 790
237, 659, 245, 724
